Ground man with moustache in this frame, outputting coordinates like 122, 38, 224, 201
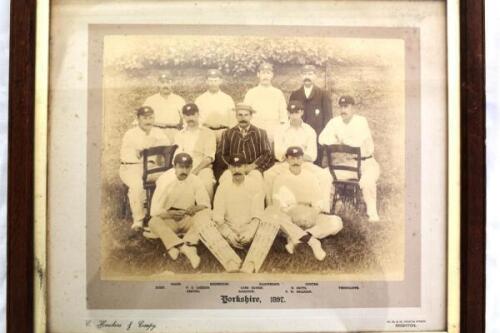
143, 72, 186, 142
270, 146, 343, 260
319, 95, 381, 222
218, 103, 274, 184
174, 103, 216, 199
289, 64, 333, 166
200, 155, 316, 272
263, 101, 332, 211
148, 153, 211, 269
243, 62, 288, 140
195, 68, 236, 141
119, 106, 171, 231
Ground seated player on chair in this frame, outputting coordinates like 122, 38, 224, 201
270, 146, 343, 261
318, 95, 381, 222
119, 106, 171, 231
174, 102, 217, 200
148, 153, 211, 269
218, 103, 274, 185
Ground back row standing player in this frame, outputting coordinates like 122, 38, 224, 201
244, 62, 333, 166
143, 63, 332, 165
195, 68, 236, 140
289, 64, 333, 166
142, 72, 185, 143
243, 62, 288, 143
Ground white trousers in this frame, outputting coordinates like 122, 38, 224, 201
149, 209, 211, 250
217, 209, 311, 248
265, 205, 343, 242
263, 162, 332, 212
119, 164, 145, 223
334, 158, 380, 218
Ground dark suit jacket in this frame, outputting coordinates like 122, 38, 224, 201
289, 85, 332, 136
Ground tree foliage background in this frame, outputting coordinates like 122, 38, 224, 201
108, 36, 379, 76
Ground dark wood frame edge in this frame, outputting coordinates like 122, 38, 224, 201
7, 0, 36, 332
6, 0, 486, 332
459, 0, 486, 332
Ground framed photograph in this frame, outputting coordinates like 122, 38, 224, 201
7, 0, 485, 332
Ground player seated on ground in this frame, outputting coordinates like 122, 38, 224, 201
318, 95, 381, 222
198, 155, 313, 273
148, 153, 211, 269
174, 102, 216, 200
269, 146, 343, 261
218, 103, 274, 185
119, 106, 170, 231
264, 100, 332, 210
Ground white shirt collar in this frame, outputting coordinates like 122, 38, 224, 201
304, 85, 313, 97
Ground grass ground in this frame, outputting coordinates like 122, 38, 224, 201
100, 65, 405, 280
101, 196, 403, 278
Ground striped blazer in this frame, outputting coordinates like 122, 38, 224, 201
220, 125, 274, 172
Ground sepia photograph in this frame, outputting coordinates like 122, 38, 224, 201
42, 1, 452, 330
94, 27, 411, 282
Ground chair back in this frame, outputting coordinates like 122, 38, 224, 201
142, 145, 178, 186
325, 144, 361, 181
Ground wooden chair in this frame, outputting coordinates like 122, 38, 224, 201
142, 144, 178, 223
120, 185, 132, 220
325, 144, 365, 215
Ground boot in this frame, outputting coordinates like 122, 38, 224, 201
308, 237, 326, 261
180, 244, 201, 269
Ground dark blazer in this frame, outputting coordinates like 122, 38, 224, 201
289, 85, 332, 136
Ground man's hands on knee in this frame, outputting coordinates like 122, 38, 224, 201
158, 208, 186, 221
185, 205, 207, 216
220, 225, 244, 249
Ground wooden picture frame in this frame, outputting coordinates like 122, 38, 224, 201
6, 0, 485, 332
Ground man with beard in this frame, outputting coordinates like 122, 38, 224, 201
319, 95, 381, 222
148, 153, 211, 269
218, 103, 274, 185
174, 103, 216, 199
264, 101, 332, 211
243, 62, 288, 141
195, 68, 236, 141
143, 71, 186, 142
271, 146, 343, 260
289, 64, 333, 166
199, 155, 318, 272
119, 106, 171, 230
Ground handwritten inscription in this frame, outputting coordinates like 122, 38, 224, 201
86, 320, 156, 331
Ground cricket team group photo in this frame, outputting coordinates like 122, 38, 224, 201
99, 34, 407, 279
